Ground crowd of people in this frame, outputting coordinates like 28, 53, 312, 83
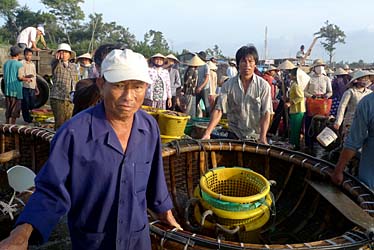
1, 24, 374, 249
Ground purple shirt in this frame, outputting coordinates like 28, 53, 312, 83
16, 102, 173, 250
332, 76, 349, 100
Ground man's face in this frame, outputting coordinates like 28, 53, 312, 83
239, 55, 256, 80
101, 79, 147, 119
24, 51, 32, 62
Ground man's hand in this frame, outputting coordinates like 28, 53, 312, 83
201, 132, 211, 140
330, 169, 344, 186
0, 224, 33, 250
195, 87, 202, 94
157, 210, 183, 230
259, 136, 268, 145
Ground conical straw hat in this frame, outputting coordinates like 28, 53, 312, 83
265, 65, 278, 72
166, 54, 179, 62
151, 53, 166, 59
334, 68, 348, 76
349, 70, 374, 84
277, 60, 296, 70
185, 55, 205, 67
296, 68, 310, 91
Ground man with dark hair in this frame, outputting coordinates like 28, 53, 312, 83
20, 48, 39, 123
72, 44, 123, 115
2, 46, 26, 124
296, 45, 305, 59
202, 45, 273, 143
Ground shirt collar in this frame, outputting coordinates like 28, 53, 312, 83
237, 74, 257, 92
90, 102, 150, 141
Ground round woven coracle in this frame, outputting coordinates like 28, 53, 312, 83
200, 167, 270, 205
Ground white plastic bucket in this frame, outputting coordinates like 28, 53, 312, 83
316, 127, 338, 147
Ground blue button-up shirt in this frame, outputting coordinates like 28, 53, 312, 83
344, 93, 374, 189
16, 102, 173, 249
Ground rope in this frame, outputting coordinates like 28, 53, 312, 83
0, 200, 18, 220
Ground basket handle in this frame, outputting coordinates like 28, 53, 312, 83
184, 198, 203, 231
201, 209, 240, 235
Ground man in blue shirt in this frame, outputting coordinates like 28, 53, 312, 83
0, 49, 181, 250
331, 91, 374, 190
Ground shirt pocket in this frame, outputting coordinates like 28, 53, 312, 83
248, 96, 261, 114
71, 228, 106, 249
134, 161, 151, 193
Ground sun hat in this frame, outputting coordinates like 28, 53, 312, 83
228, 60, 236, 66
185, 54, 206, 67
343, 64, 350, 70
166, 54, 179, 63
37, 25, 45, 35
334, 68, 348, 76
101, 49, 152, 84
56, 43, 76, 59
277, 60, 296, 70
325, 68, 334, 74
311, 59, 326, 68
197, 51, 207, 61
77, 53, 93, 62
265, 65, 278, 73
207, 61, 217, 71
151, 53, 166, 59
348, 70, 374, 85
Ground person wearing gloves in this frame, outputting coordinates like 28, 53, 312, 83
0, 49, 181, 250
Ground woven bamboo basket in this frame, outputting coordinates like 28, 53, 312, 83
0, 124, 54, 238
150, 139, 374, 250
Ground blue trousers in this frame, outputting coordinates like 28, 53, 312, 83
21, 88, 36, 123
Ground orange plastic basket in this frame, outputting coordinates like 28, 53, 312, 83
306, 98, 332, 116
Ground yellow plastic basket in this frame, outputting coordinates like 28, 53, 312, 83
141, 105, 159, 120
200, 167, 270, 205
194, 186, 272, 220
194, 202, 270, 231
157, 111, 190, 137
160, 134, 182, 144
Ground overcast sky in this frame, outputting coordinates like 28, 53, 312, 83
16, 0, 374, 62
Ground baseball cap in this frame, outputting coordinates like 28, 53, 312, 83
101, 49, 152, 84
37, 25, 45, 35
10, 46, 22, 56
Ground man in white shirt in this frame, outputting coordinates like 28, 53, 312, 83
16, 25, 46, 51
226, 60, 238, 78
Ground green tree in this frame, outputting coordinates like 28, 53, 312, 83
314, 20, 346, 65
205, 44, 225, 59
41, 0, 85, 44
0, 0, 19, 41
134, 30, 170, 58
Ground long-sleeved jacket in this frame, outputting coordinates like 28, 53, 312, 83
16, 103, 173, 250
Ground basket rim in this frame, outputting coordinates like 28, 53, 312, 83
158, 112, 190, 120
200, 167, 270, 203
